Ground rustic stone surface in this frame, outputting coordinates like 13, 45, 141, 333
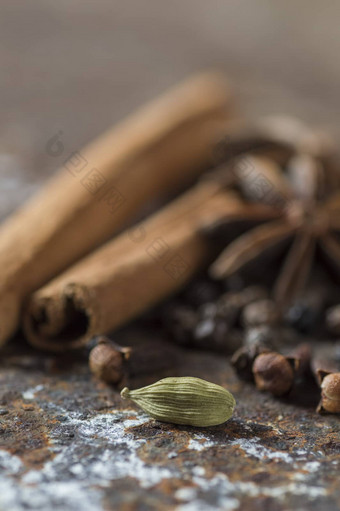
0, 335, 339, 511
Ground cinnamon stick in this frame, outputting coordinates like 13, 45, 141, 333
0, 72, 232, 345
23, 180, 273, 351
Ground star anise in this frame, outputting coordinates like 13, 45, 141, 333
207, 117, 340, 309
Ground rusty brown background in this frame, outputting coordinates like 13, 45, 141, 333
0, 1, 340, 510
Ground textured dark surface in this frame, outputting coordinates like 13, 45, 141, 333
0, 335, 339, 511
1, 2, 340, 510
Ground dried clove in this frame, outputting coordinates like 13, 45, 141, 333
311, 356, 338, 385
231, 342, 270, 382
311, 356, 340, 413
252, 351, 297, 396
319, 373, 340, 414
232, 322, 301, 382
89, 337, 131, 385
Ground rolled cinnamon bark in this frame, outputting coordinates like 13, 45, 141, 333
23, 180, 274, 351
0, 72, 232, 345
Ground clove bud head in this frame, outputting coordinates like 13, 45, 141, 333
89, 337, 131, 384
319, 373, 340, 414
252, 352, 295, 396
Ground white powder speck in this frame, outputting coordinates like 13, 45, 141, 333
230, 437, 293, 463
175, 487, 198, 502
187, 434, 216, 452
22, 384, 44, 400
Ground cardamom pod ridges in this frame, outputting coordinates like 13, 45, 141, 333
121, 376, 236, 427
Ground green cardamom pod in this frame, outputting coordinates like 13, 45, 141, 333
120, 376, 236, 427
